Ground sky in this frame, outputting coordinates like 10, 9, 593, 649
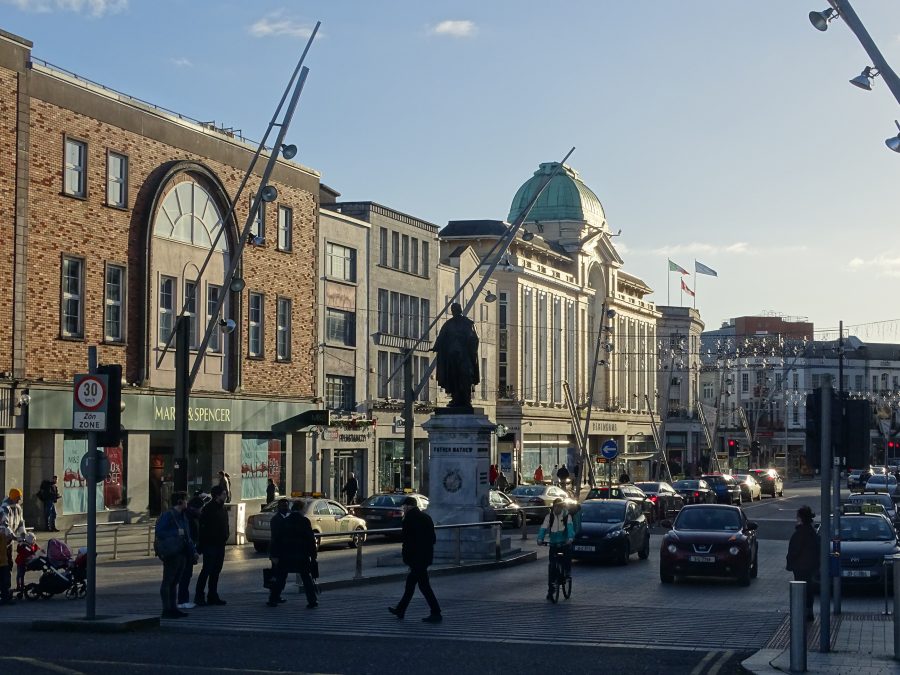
3, 1, 900, 339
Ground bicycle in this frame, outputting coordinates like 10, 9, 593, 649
539, 542, 572, 603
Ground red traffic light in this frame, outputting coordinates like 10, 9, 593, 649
728, 440, 737, 447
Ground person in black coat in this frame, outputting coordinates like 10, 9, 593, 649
786, 505, 819, 620
266, 479, 277, 505
267, 499, 318, 608
389, 497, 441, 622
195, 485, 229, 606
176, 494, 204, 608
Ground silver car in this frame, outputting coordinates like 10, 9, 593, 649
865, 474, 898, 496
246, 497, 367, 552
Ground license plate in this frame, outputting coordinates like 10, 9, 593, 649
257, 521, 270, 530
365, 515, 383, 521
842, 569, 872, 578
689, 555, 715, 563
573, 545, 594, 552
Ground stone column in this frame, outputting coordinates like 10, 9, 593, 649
125, 432, 150, 522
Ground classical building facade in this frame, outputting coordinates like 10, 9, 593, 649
0, 29, 319, 525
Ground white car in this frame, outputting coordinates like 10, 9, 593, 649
864, 474, 898, 496
245, 496, 367, 552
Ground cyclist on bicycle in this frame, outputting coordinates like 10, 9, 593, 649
537, 498, 575, 601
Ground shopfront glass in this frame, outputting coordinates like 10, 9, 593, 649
378, 439, 426, 492
149, 431, 213, 514
521, 435, 575, 483
241, 434, 287, 500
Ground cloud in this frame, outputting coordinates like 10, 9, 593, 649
848, 254, 900, 277
3, 0, 127, 15
651, 241, 753, 256
249, 12, 316, 39
429, 20, 477, 38
170, 57, 193, 68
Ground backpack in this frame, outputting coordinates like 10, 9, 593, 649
37, 481, 52, 502
547, 509, 569, 531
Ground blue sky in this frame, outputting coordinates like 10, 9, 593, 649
3, 1, 900, 338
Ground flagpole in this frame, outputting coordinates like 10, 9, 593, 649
680, 282, 683, 307
667, 261, 670, 305
693, 262, 697, 310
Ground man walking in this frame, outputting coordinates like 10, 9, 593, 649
195, 485, 229, 606
267, 499, 317, 608
155, 492, 194, 619
38, 476, 60, 532
389, 496, 441, 623
342, 472, 358, 505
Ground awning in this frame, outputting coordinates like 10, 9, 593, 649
620, 452, 659, 462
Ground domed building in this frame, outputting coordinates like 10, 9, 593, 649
440, 162, 663, 483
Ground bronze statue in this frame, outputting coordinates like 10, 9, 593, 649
432, 303, 480, 410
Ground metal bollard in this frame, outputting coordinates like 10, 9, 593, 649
885, 555, 893, 616
113, 526, 119, 560
893, 553, 900, 661
494, 524, 501, 562
790, 581, 807, 673
354, 543, 363, 580
455, 527, 462, 565
520, 511, 528, 540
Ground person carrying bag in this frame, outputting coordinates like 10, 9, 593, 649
154, 492, 195, 618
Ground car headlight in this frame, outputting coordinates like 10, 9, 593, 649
667, 544, 678, 554
605, 529, 626, 539
728, 546, 740, 556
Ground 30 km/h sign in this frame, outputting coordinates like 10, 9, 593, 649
73, 373, 108, 432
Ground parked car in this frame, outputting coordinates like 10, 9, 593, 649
509, 484, 576, 522
571, 499, 650, 564
672, 479, 716, 505
833, 509, 900, 588
488, 489, 526, 529
659, 504, 759, 586
246, 497, 367, 553
846, 468, 872, 492
865, 474, 898, 496
634, 481, 685, 519
700, 474, 743, 505
351, 492, 429, 534
746, 468, 784, 498
847, 492, 899, 526
584, 484, 656, 523
732, 474, 762, 502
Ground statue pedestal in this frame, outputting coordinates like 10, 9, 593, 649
423, 409, 516, 561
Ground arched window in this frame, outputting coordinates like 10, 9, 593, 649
153, 180, 227, 251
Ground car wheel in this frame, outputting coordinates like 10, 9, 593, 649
349, 526, 366, 548
660, 568, 674, 584
313, 532, 321, 551
253, 542, 269, 553
638, 533, 650, 560
738, 566, 752, 587
750, 546, 759, 578
617, 542, 630, 566
778, 489, 784, 497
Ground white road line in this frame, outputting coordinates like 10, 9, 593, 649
687, 650, 717, 675
0, 657, 87, 675
706, 649, 734, 675
55, 660, 336, 675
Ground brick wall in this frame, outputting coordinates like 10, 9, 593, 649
0, 69, 17, 372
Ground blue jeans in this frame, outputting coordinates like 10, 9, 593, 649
43, 501, 57, 530
177, 555, 194, 605
160, 555, 186, 613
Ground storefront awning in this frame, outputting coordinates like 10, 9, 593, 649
620, 452, 659, 462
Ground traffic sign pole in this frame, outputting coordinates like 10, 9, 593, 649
86, 346, 97, 620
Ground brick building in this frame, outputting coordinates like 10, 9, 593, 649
0, 28, 320, 525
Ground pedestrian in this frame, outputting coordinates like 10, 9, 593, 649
551, 464, 559, 485
0, 488, 26, 607
37, 476, 61, 532
267, 499, 318, 608
557, 464, 570, 490
154, 491, 195, 619
342, 472, 359, 505
533, 465, 544, 484
266, 479, 277, 505
537, 498, 575, 601
489, 464, 499, 486
177, 493, 205, 609
388, 496, 442, 623
195, 485, 229, 606
217, 471, 232, 503
619, 471, 631, 484
786, 505, 819, 621
0, 523, 11, 606
497, 472, 510, 493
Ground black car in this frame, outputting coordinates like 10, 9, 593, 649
488, 489, 525, 529
659, 504, 759, 585
835, 510, 900, 587
571, 499, 650, 564
747, 469, 784, 498
701, 474, 743, 505
672, 479, 716, 505
351, 492, 429, 534
634, 481, 685, 520
584, 484, 656, 523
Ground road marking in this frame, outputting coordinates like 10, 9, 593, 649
706, 649, 734, 675
688, 650, 716, 675
48, 660, 335, 675
0, 657, 87, 675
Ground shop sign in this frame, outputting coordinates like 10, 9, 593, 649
154, 405, 232, 423
339, 433, 368, 443
589, 420, 626, 435
321, 429, 339, 441
392, 416, 405, 434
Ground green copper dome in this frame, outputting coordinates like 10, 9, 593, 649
507, 162, 606, 228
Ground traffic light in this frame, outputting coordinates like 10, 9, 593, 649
806, 389, 871, 469
96, 363, 125, 447
843, 398, 871, 469
750, 440, 761, 454
727, 439, 738, 458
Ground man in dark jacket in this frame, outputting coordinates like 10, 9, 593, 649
177, 493, 205, 609
267, 499, 318, 608
195, 485, 229, 606
389, 496, 441, 623
342, 473, 359, 505
786, 505, 819, 620
38, 476, 61, 532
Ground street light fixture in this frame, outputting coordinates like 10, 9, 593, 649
849, 66, 879, 90
260, 185, 279, 202
218, 318, 237, 334
280, 143, 298, 160
886, 121, 900, 153
809, 7, 838, 31
229, 276, 246, 293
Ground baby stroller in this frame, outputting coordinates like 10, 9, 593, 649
22, 538, 87, 600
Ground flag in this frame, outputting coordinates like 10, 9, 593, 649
695, 260, 718, 277
668, 259, 689, 275
681, 279, 695, 297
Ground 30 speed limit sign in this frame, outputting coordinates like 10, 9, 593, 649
73, 373, 108, 431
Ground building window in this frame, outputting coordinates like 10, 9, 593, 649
64, 138, 87, 198
793, 373, 799, 389
250, 198, 265, 243
379, 228, 388, 266
185, 281, 199, 349
389, 292, 400, 335
377, 351, 389, 398
481, 357, 488, 400
277, 297, 292, 361
104, 264, 125, 342
377, 289, 389, 334
106, 151, 127, 208
326, 308, 356, 346
411, 238, 419, 275
417, 355, 430, 401
854, 374, 862, 391
325, 243, 356, 282
61, 256, 84, 338
702, 382, 714, 399
792, 405, 799, 425
207, 284, 221, 353
158, 275, 176, 345
755, 370, 764, 386
391, 231, 400, 268
325, 375, 355, 411
741, 373, 749, 393
422, 241, 430, 276
248, 292, 264, 357
277, 206, 292, 251
420, 299, 430, 341
873, 375, 879, 392
401, 234, 410, 272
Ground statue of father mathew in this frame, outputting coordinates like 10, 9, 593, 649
432, 303, 480, 410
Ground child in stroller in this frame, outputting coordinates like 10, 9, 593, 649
19, 538, 87, 600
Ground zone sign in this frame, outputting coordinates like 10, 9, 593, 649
73, 373, 108, 431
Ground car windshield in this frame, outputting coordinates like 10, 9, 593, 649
703, 476, 726, 485
361, 495, 408, 507
587, 488, 621, 499
673, 480, 701, 490
840, 517, 895, 541
635, 482, 659, 492
512, 486, 544, 497
580, 502, 626, 524
675, 508, 742, 531
261, 499, 308, 513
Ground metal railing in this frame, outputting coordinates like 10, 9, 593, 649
62, 521, 158, 560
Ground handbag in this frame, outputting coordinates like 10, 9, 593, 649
154, 534, 184, 560
262, 566, 278, 589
